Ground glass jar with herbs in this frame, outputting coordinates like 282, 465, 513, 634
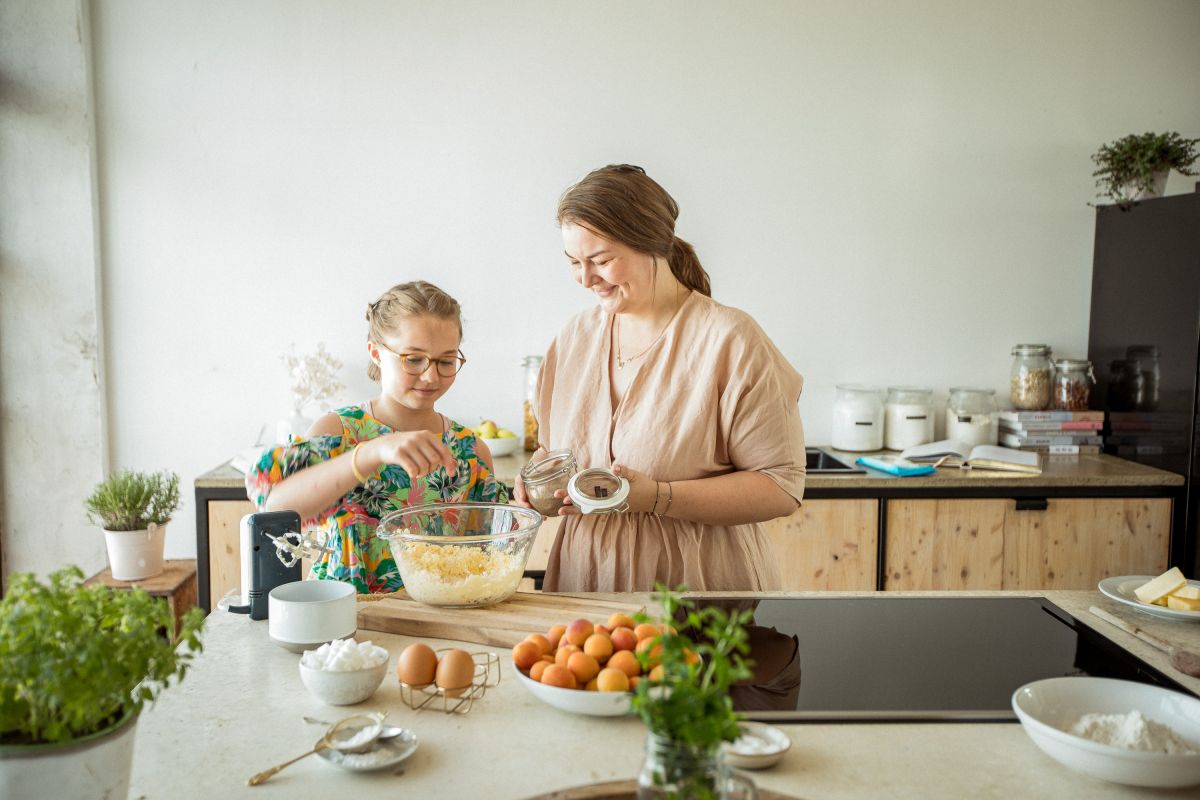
1010, 344, 1052, 410
1052, 358, 1095, 411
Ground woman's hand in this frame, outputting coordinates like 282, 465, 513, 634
365, 431, 456, 479
611, 464, 658, 514
511, 447, 545, 508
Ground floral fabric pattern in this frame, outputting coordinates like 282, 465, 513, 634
246, 404, 508, 594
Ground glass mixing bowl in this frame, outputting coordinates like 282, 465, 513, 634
376, 503, 544, 608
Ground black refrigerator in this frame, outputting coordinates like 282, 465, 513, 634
1088, 186, 1200, 575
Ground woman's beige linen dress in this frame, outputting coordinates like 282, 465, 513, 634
535, 292, 806, 592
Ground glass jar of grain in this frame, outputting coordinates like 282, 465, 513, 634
1052, 358, 1095, 411
1010, 344, 1052, 410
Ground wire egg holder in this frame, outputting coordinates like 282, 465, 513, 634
397, 649, 501, 714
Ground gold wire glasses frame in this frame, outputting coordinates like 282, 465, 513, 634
374, 341, 467, 377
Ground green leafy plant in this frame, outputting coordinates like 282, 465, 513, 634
0, 566, 204, 745
1092, 131, 1200, 205
85, 469, 180, 531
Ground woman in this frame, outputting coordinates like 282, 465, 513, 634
516, 164, 805, 592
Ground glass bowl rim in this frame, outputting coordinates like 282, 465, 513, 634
376, 502, 543, 545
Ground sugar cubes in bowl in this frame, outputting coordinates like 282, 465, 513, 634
299, 638, 389, 705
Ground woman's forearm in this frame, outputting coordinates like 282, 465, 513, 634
663, 471, 799, 525
263, 450, 363, 520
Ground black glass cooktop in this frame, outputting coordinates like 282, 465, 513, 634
693, 596, 1197, 722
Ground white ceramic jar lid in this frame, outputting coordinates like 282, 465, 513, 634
567, 468, 630, 514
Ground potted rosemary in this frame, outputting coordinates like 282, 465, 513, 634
0, 566, 204, 798
85, 469, 180, 581
1091, 131, 1200, 206
632, 586, 758, 800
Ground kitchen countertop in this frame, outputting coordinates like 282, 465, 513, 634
129, 590, 1200, 799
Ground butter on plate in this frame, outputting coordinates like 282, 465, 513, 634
1134, 567, 1187, 605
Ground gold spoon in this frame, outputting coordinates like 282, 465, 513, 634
247, 713, 385, 786
1089, 606, 1200, 678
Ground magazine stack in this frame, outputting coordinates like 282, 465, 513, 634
996, 410, 1103, 454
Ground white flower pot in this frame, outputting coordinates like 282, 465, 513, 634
0, 712, 137, 800
104, 522, 166, 581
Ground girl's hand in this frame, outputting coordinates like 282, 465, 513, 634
612, 464, 658, 514
367, 431, 456, 479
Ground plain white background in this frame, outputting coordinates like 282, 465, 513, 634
4, 1, 1200, 573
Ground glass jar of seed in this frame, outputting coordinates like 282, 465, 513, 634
1010, 344, 1052, 410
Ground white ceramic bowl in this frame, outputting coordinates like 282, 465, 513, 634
1012, 676, 1200, 788
514, 669, 632, 717
268, 580, 357, 653
298, 646, 389, 705
720, 721, 792, 770
481, 436, 520, 457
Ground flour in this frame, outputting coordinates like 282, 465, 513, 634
1065, 710, 1200, 755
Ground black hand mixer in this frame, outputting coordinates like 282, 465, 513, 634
225, 510, 333, 619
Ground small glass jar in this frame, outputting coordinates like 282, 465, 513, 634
1010, 344, 1052, 410
1108, 359, 1143, 412
522, 355, 543, 452
1126, 345, 1160, 411
831, 384, 884, 452
519, 449, 576, 517
945, 387, 998, 446
637, 732, 758, 800
1052, 358, 1095, 411
884, 386, 935, 450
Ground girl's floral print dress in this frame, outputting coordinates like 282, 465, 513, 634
247, 404, 508, 594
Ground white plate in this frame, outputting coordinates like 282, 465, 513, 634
315, 728, 419, 772
514, 669, 633, 716
1012, 677, 1200, 788
720, 721, 791, 770
1098, 576, 1200, 622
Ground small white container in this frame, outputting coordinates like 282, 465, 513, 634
831, 385, 884, 452
268, 580, 357, 653
884, 387, 935, 451
945, 387, 998, 446
298, 646, 389, 705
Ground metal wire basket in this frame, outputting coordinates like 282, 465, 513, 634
397, 650, 501, 714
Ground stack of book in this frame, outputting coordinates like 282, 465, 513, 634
997, 410, 1104, 454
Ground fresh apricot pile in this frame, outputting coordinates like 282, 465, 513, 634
511, 613, 673, 692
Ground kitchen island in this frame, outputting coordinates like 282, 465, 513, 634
129, 590, 1200, 799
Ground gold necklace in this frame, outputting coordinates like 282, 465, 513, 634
615, 287, 686, 369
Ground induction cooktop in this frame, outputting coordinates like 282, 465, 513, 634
695, 596, 1197, 722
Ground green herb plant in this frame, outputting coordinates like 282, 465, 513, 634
85, 469, 181, 531
0, 566, 204, 746
1091, 131, 1200, 206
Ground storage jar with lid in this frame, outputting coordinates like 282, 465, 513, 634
884, 386, 935, 450
1010, 344, 1052, 410
519, 449, 577, 517
945, 387, 998, 446
522, 355, 543, 452
1125, 345, 1160, 411
1107, 358, 1143, 412
1052, 358, 1095, 411
831, 385, 884, 452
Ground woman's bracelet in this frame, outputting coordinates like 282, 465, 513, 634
652, 481, 663, 514
350, 442, 370, 484
661, 481, 673, 517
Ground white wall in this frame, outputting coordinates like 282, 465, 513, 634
14, 0, 1200, 571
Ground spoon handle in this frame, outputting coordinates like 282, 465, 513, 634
1089, 606, 1172, 653
247, 742, 326, 786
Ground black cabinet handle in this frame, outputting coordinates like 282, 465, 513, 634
1014, 498, 1049, 511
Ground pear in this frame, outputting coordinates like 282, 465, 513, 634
496, 428, 517, 439
477, 420, 499, 438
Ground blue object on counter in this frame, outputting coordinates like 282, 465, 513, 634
855, 455, 937, 477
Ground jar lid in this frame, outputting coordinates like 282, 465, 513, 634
948, 386, 995, 396
1012, 344, 1051, 356
1126, 345, 1159, 358
520, 449, 575, 486
522, 355, 545, 366
836, 383, 883, 393
567, 468, 630, 514
1053, 358, 1092, 368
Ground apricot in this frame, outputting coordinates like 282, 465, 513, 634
634, 623, 659, 641
594, 623, 612, 636
596, 667, 630, 693
529, 660, 551, 682
539, 654, 555, 663
555, 643, 581, 668
512, 640, 541, 671
567, 651, 601, 684
610, 626, 637, 652
566, 618, 594, 647
636, 637, 663, 667
608, 612, 637, 630
607, 650, 641, 678
583, 633, 613, 664
547, 624, 567, 650
628, 675, 641, 690
525, 633, 552, 656
584, 677, 599, 691
683, 648, 701, 666
648, 664, 665, 682
540, 664, 577, 689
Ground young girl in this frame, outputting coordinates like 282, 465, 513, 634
246, 281, 508, 594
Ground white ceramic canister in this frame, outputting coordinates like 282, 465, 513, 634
884, 387, 935, 451
945, 387, 998, 447
831, 385, 884, 451
268, 580, 357, 653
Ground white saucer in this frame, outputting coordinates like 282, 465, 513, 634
1098, 576, 1200, 623
315, 729, 419, 772
720, 721, 791, 769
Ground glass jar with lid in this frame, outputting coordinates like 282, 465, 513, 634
1125, 345, 1160, 411
519, 450, 577, 517
1107, 358, 1143, 412
884, 386, 935, 450
1010, 344, 1052, 410
945, 387, 998, 446
522, 355, 543, 452
831, 385, 884, 451
1052, 358, 1095, 411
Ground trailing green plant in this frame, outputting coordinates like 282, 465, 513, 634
85, 469, 180, 531
0, 566, 204, 745
1091, 131, 1199, 205
631, 584, 753, 750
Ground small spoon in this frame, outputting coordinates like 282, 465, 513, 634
1089, 606, 1200, 678
247, 714, 386, 786
303, 716, 406, 742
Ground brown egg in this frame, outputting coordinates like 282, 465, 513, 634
436, 648, 476, 697
396, 643, 437, 686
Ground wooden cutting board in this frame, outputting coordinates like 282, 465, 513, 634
356, 591, 645, 647
524, 780, 804, 799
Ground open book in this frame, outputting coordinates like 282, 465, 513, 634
898, 440, 1042, 474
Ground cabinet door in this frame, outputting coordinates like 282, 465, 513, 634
208, 500, 255, 608
526, 515, 560, 573
884, 499, 1006, 590
1002, 498, 1170, 589
763, 499, 878, 590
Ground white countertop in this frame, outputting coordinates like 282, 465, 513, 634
129, 590, 1200, 799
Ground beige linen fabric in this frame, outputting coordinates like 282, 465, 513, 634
535, 292, 806, 592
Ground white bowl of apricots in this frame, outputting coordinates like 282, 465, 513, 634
511, 612, 670, 717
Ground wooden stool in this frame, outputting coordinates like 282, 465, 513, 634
85, 560, 200, 635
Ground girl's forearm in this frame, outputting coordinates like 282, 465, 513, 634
663, 471, 799, 525
263, 448, 367, 520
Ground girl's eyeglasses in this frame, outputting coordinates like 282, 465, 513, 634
374, 341, 466, 377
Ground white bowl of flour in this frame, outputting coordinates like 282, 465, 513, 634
1012, 677, 1200, 788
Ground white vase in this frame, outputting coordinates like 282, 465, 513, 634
276, 410, 313, 443
103, 522, 166, 581
0, 712, 137, 800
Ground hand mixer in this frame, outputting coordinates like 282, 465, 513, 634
225, 511, 336, 619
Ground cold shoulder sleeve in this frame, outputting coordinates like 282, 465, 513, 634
244, 434, 348, 512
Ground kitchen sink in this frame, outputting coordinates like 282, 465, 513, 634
805, 448, 865, 474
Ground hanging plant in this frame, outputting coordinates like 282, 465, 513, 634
1091, 131, 1199, 206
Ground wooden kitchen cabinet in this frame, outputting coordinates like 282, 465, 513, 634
884, 497, 1172, 590
763, 499, 879, 590
207, 499, 255, 610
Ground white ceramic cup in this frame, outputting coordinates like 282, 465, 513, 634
268, 580, 357, 653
